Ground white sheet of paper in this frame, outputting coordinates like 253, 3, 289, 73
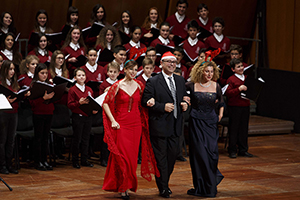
0, 94, 12, 110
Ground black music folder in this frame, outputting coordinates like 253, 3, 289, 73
97, 48, 114, 63
241, 76, 265, 102
53, 75, 76, 88
88, 22, 105, 38
29, 81, 67, 103
155, 44, 175, 56
0, 85, 30, 103
79, 95, 102, 116
119, 30, 130, 45
197, 26, 213, 39
86, 81, 102, 92
172, 35, 184, 46
72, 55, 87, 68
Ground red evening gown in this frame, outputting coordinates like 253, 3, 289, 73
102, 80, 159, 193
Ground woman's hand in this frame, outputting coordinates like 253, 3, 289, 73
79, 97, 89, 105
92, 110, 98, 114
218, 114, 223, 122
43, 91, 55, 100
144, 32, 153, 38
25, 91, 31, 97
7, 96, 17, 103
111, 120, 120, 129
181, 102, 188, 112
147, 98, 155, 107
68, 57, 77, 63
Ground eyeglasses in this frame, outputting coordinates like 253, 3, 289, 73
163, 60, 176, 64
56, 57, 64, 60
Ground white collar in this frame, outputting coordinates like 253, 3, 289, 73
107, 43, 111, 50
38, 47, 47, 56
1, 49, 13, 61
113, 59, 124, 71
175, 12, 185, 23
1, 27, 8, 34
39, 26, 46, 33
142, 73, 149, 81
6, 79, 11, 86
199, 17, 208, 25
69, 42, 80, 51
162, 70, 173, 79
129, 40, 140, 48
158, 35, 170, 45
124, 27, 130, 34
151, 23, 157, 28
27, 71, 34, 78
76, 83, 85, 92
188, 37, 198, 46
86, 62, 97, 73
213, 33, 224, 43
106, 77, 117, 85
55, 68, 62, 76
235, 73, 245, 81
176, 63, 181, 68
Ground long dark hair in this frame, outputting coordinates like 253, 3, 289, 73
118, 10, 132, 33
95, 25, 121, 50
0, 60, 19, 91
66, 6, 79, 25
90, 4, 107, 24
0, 12, 16, 34
34, 9, 53, 33
32, 63, 50, 84
49, 50, 69, 79
61, 25, 87, 52
1, 32, 22, 65
33, 32, 50, 56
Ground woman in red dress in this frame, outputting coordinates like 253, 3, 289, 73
102, 60, 159, 199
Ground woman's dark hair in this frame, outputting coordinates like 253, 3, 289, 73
32, 63, 50, 84
90, 4, 106, 24
66, 6, 79, 25
118, 10, 132, 34
1, 32, 22, 65
0, 60, 19, 90
34, 9, 52, 33
0, 12, 16, 34
33, 32, 50, 56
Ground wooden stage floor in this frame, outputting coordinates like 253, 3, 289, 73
1, 133, 300, 199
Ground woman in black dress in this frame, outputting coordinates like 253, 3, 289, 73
186, 56, 224, 197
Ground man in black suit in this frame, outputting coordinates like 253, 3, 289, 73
142, 51, 190, 198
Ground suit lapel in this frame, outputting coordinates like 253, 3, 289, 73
158, 73, 172, 98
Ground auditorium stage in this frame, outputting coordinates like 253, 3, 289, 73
1, 132, 299, 199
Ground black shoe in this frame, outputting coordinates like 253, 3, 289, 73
72, 162, 81, 169
35, 162, 47, 171
121, 194, 130, 200
238, 152, 253, 157
159, 190, 170, 198
81, 161, 93, 167
43, 162, 53, 170
0, 166, 9, 174
176, 156, 187, 161
167, 188, 172, 194
100, 160, 107, 167
187, 188, 196, 195
89, 151, 100, 158
229, 152, 237, 158
7, 166, 18, 174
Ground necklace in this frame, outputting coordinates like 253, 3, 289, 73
200, 81, 211, 88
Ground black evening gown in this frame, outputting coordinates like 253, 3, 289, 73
186, 82, 224, 197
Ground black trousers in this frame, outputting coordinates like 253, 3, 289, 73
228, 106, 250, 154
33, 114, 53, 163
150, 134, 180, 192
71, 113, 92, 163
0, 112, 18, 167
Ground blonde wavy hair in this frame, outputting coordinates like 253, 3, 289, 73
190, 59, 220, 83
